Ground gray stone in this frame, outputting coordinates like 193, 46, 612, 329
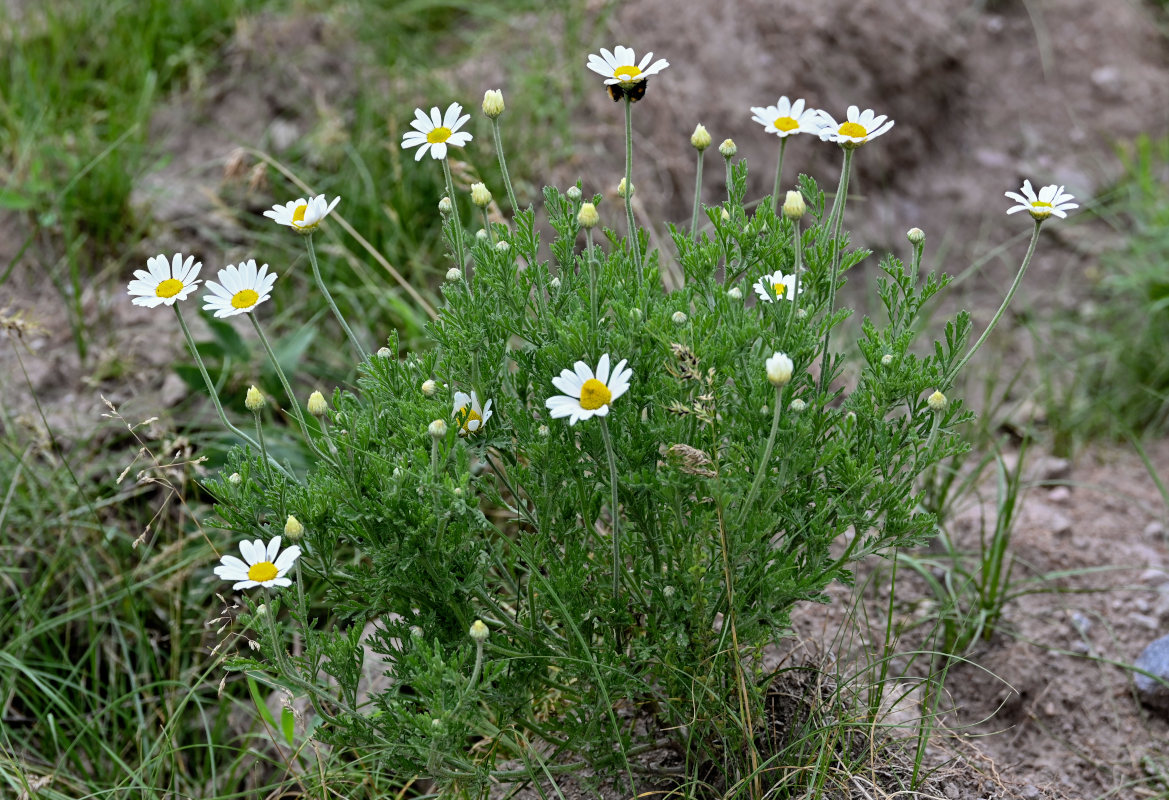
1134, 634, 1169, 714
1047, 486, 1071, 504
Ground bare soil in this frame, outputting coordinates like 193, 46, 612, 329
4, 2, 1169, 797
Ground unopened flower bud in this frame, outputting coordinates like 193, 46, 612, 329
284, 515, 304, 541
445, 267, 461, 282
495, 240, 509, 252
428, 419, 447, 438
720, 208, 731, 222
618, 178, 633, 199
422, 379, 437, 397
550, 277, 561, 290
630, 307, 642, 322
228, 472, 242, 485
881, 354, 894, 366
789, 398, 807, 412
795, 308, 808, 319
482, 89, 505, 119
307, 390, 328, 416
410, 625, 424, 638
245, 385, 265, 412
719, 138, 737, 158
438, 196, 452, 215
766, 352, 794, 387
566, 186, 582, 202
476, 229, 488, 241
690, 124, 711, 151
727, 286, 743, 300
377, 346, 392, 358
672, 311, 688, 325
470, 182, 492, 208
578, 202, 600, 228
907, 227, 925, 245
927, 390, 948, 412
538, 424, 550, 437
783, 190, 806, 220
469, 619, 489, 641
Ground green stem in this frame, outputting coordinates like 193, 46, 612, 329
909, 238, 924, 288
820, 147, 854, 393
481, 208, 494, 244
786, 216, 803, 332
623, 96, 643, 283
252, 410, 272, 482
441, 157, 468, 279
306, 234, 366, 362
771, 137, 789, 213
947, 220, 1043, 384
690, 148, 705, 241
249, 315, 332, 466
172, 306, 291, 480
738, 385, 784, 526
599, 417, 623, 606
586, 228, 599, 331
724, 155, 734, 205
491, 118, 519, 214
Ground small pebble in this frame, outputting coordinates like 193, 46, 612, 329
1134, 634, 1169, 714
1145, 521, 1166, 539
1047, 486, 1071, 504
1129, 613, 1160, 631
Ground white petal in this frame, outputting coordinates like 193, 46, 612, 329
431, 142, 447, 160
596, 353, 611, 386
233, 579, 259, 590
266, 536, 282, 561
274, 545, 301, 571
443, 103, 462, 129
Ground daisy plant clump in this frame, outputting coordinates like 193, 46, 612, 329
138, 45, 1074, 798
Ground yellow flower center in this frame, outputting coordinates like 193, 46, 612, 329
838, 122, 868, 139
427, 126, 452, 144
1031, 201, 1053, 208
155, 278, 184, 298
614, 65, 642, 82
248, 561, 278, 582
232, 289, 259, 309
579, 378, 612, 411
773, 116, 799, 132
292, 204, 308, 223
456, 407, 483, 434
773, 282, 787, 298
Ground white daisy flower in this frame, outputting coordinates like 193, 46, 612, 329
202, 260, 277, 318
586, 45, 669, 88
400, 103, 473, 162
1005, 180, 1077, 220
263, 194, 340, 233
545, 353, 632, 426
452, 390, 493, 436
126, 253, 202, 308
213, 535, 301, 590
817, 105, 895, 147
753, 270, 801, 303
750, 96, 821, 138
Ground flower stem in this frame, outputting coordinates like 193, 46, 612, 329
249, 315, 333, 466
947, 220, 1043, 384
306, 234, 366, 362
623, 96, 643, 283
253, 410, 272, 482
690, 147, 705, 241
771, 137, 789, 213
586, 228, 599, 329
481, 208, 494, 244
491, 118, 519, 214
599, 417, 623, 606
786, 216, 803, 332
172, 305, 291, 480
441, 157, 468, 279
820, 147, 854, 393
738, 385, 784, 526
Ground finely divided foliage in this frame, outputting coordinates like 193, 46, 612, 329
129, 43, 1074, 794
